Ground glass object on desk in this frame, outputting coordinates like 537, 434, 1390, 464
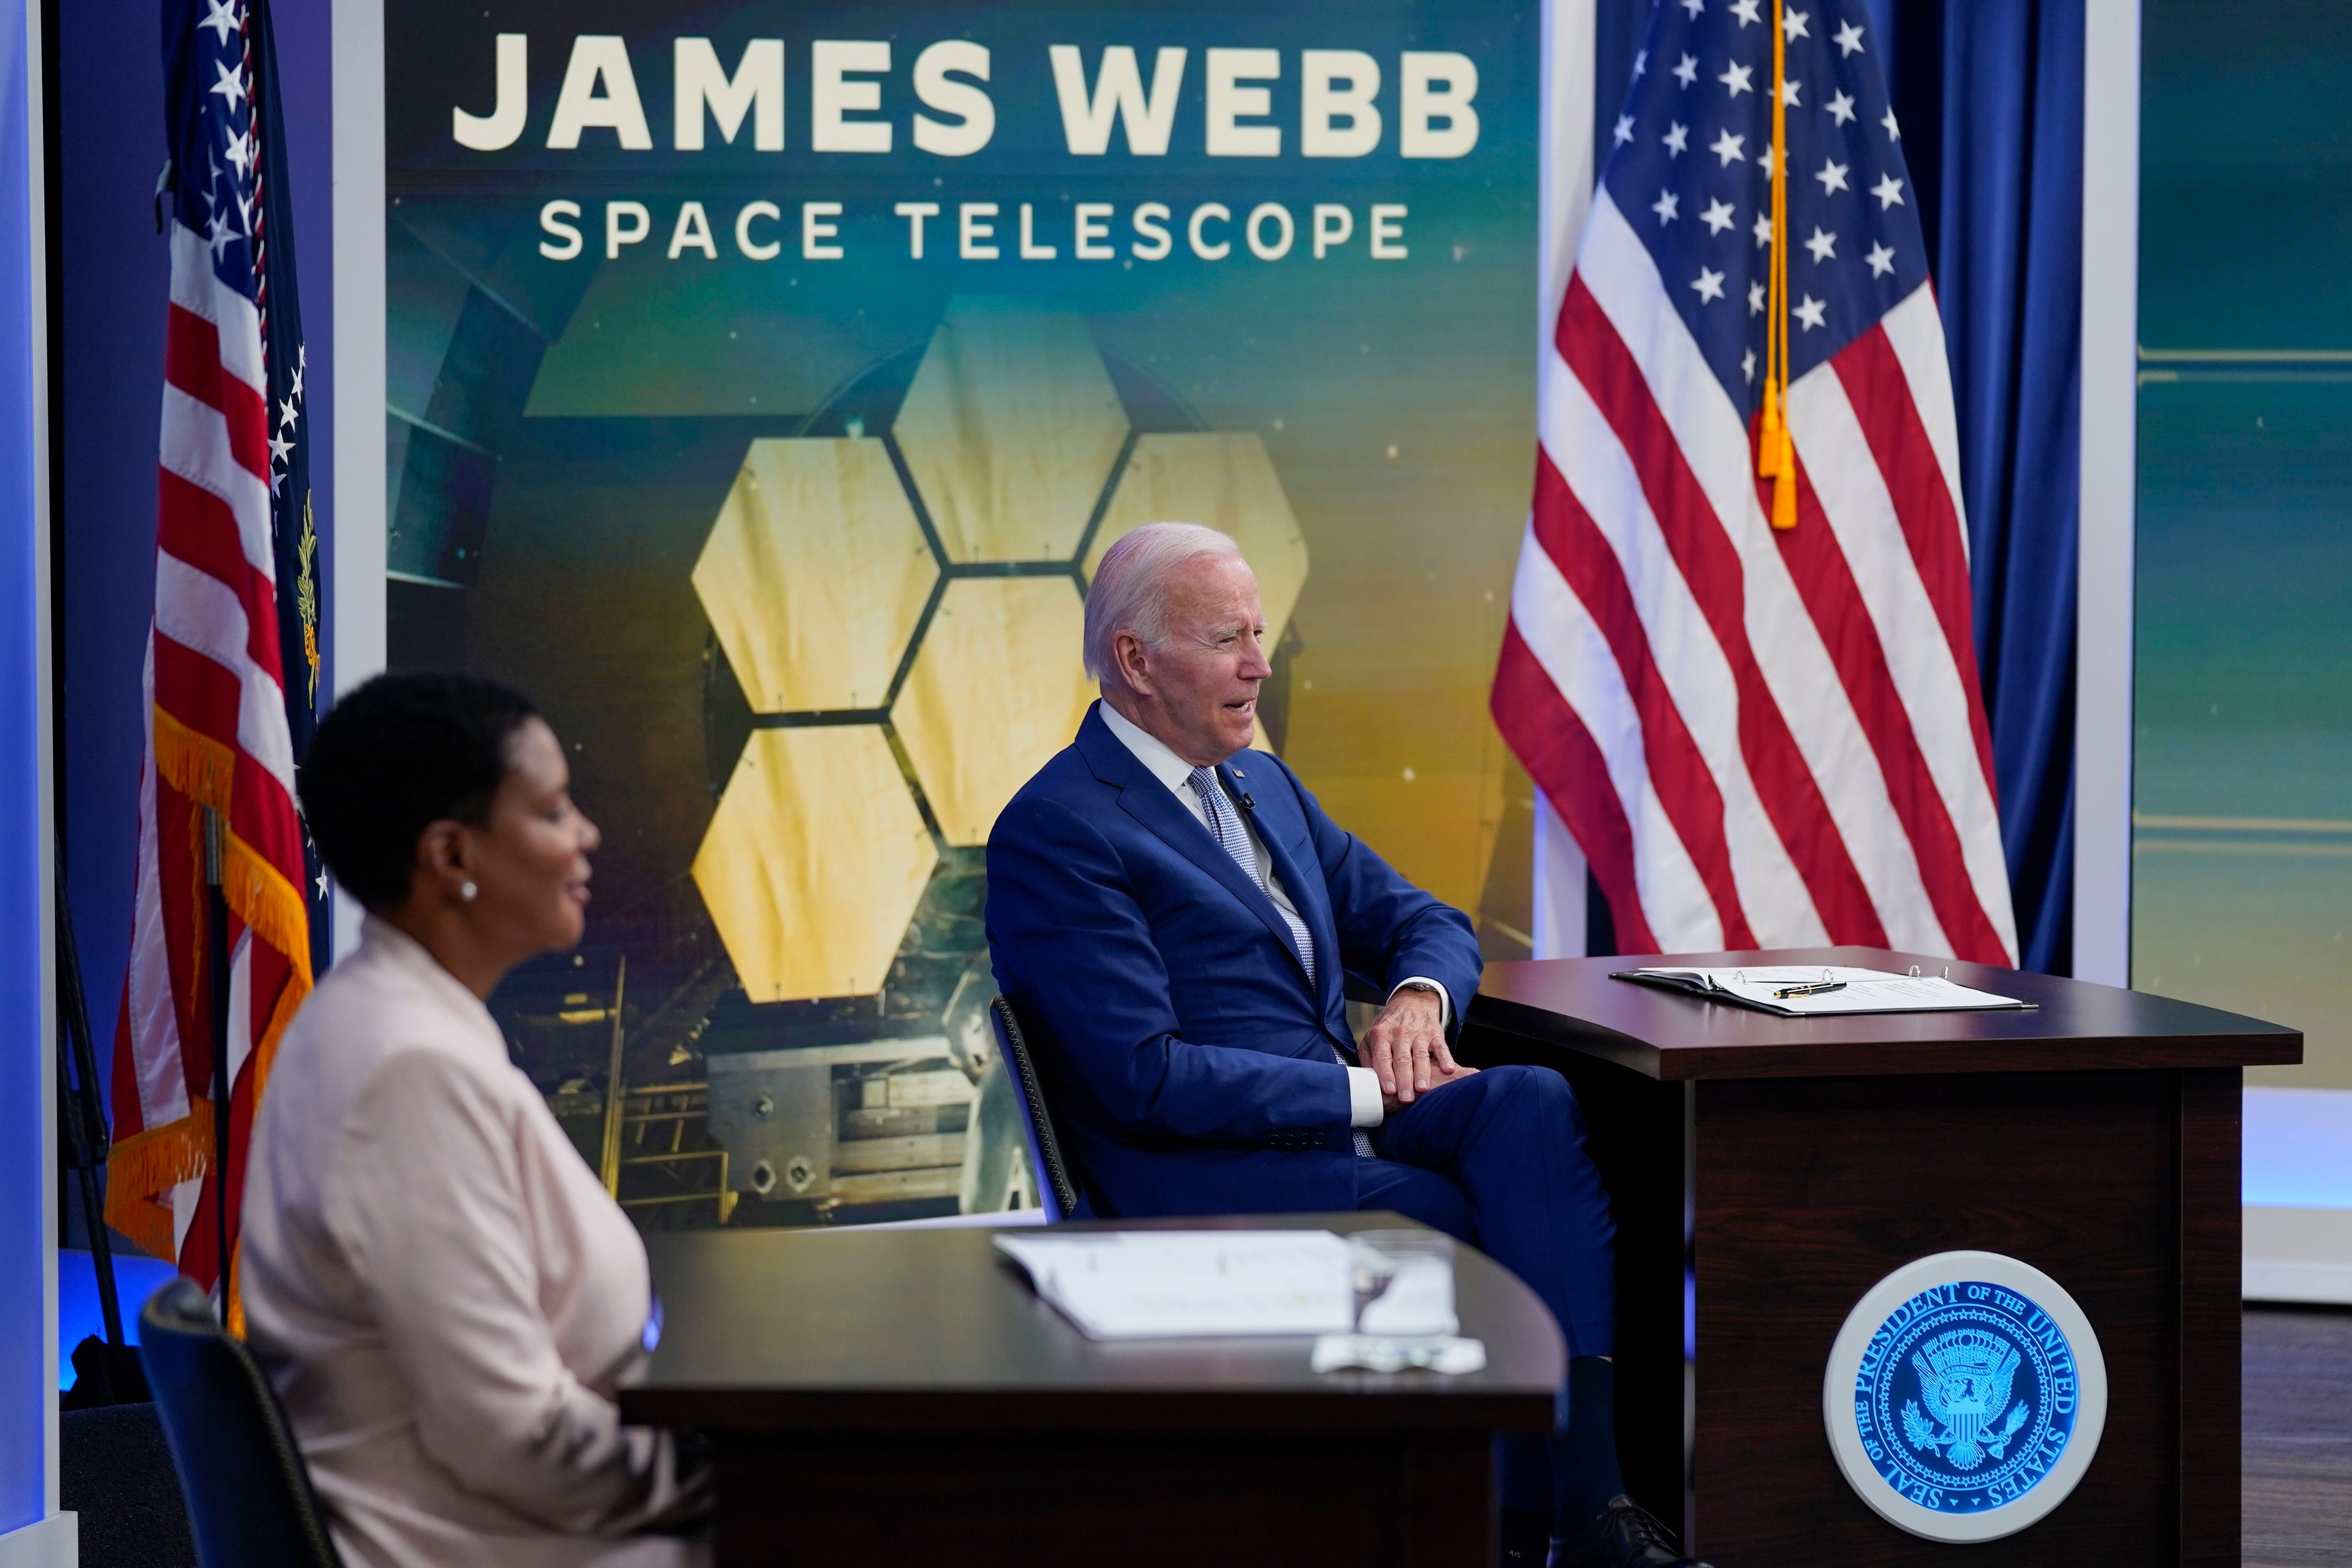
1315, 1232, 1485, 1374
1349, 1230, 1460, 1336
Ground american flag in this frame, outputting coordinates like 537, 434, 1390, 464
107, 0, 322, 1305
1493, 0, 2017, 964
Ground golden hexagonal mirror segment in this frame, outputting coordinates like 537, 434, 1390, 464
1084, 432, 1311, 646
894, 576, 1094, 846
693, 438, 940, 714
893, 298, 1130, 564
693, 726, 937, 1003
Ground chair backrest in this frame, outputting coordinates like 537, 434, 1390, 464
989, 995, 1080, 1221
137, 1279, 345, 1568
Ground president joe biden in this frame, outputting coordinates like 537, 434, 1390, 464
986, 522, 1706, 1568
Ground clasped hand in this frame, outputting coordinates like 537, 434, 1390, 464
1361, 987, 1477, 1115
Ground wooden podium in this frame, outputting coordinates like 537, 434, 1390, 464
1461, 946, 2301, 1567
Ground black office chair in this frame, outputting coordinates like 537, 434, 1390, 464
989, 995, 1082, 1221
137, 1279, 344, 1568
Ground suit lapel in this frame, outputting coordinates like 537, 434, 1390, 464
1076, 708, 1317, 987
1227, 760, 1343, 1020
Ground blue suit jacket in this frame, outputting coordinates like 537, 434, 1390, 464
984, 703, 1483, 1218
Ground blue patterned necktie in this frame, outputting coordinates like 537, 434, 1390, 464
1187, 766, 1315, 981
1186, 767, 1373, 1157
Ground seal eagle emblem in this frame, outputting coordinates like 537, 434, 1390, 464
1902, 1329, 2028, 1469
1822, 1251, 2108, 1544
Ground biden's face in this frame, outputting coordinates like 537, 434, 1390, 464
1137, 554, 1273, 766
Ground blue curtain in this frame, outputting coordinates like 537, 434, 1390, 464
1872, 0, 2086, 974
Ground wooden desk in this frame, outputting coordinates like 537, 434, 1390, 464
621, 1212, 1562, 1567
1463, 946, 2302, 1567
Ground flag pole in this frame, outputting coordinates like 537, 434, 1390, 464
202, 805, 232, 1311
53, 840, 124, 1403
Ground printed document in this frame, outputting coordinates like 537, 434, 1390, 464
996, 1230, 1355, 1340
1610, 964, 2033, 1017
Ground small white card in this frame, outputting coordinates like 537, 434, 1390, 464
1310, 1334, 1488, 1375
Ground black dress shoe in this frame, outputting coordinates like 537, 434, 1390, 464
1550, 1495, 1714, 1568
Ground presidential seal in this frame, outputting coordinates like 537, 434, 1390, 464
1822, 1251, 2108, 1543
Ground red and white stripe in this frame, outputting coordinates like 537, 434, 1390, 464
1495, 189, 2018, 965
106, 217, 311, 1290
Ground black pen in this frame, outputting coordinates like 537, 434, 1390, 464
1774, 980, 1847, 1000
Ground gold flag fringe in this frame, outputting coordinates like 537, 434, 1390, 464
153, 706, 235, 816
152, 704, 314, 987
119, 703, 318, 1324
226, 1242, 248, 1339
224, 837, 316, 989
110, 1195, 178, 1268
102, 1096, 215, 1259
249, 962, 306, 1115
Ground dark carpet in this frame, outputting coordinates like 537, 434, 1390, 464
60, 1404, 196, 1568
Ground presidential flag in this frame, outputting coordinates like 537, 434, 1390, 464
106, 0, 323, 1302
1493, 0, 2016, 963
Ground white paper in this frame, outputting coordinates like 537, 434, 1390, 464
1627, 965, 2030, 1016
996, 1230, 1356, 1340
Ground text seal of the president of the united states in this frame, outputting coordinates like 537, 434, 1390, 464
1822, 1250, 2109, 1543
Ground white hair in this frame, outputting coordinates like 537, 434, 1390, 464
1082, 522, 1246, 686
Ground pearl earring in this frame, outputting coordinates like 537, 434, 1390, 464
459, 880, 478, 903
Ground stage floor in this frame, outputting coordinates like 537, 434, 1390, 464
2247, 1306, 2352, 1567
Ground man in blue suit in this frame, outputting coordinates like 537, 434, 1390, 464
986, 524, 1706, 1568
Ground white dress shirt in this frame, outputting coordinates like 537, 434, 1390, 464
241, 918, 708, 1568
1096, 700, 1452, 1129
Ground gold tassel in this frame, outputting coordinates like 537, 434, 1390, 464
1765, 0, 1798, 530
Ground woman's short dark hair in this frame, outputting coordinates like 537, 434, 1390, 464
300, 672, 541, 911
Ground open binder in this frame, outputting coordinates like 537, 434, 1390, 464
1608, 964, 2035, 1018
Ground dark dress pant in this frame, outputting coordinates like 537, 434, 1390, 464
1356, 1061, 1617, 1359
1355, 1063, 1618, 1518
